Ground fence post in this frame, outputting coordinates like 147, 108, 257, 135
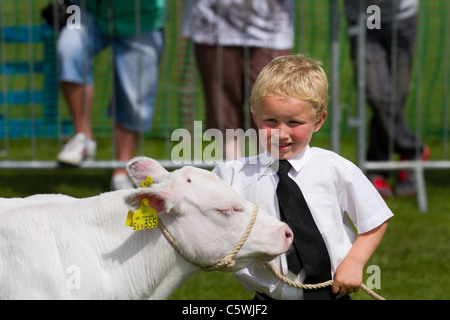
356, 0, 367, 170
330, 0, 341, 154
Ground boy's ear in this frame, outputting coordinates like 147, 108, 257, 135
313, 111, 327, 132
126, 157, 169, 187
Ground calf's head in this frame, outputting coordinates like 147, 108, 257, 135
125, 157, 293, 271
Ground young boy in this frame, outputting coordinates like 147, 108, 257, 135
213, 54, 393, 300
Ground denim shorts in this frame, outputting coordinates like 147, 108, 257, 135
57, 10, 164, 132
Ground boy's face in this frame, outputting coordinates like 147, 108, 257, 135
253, 96, 327, 160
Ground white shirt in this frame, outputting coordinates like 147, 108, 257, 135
212, 146, 394, 299
183, 0, 294, 50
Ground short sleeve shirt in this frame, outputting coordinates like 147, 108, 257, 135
213, 146, 393, 299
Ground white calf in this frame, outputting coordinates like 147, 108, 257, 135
0, 157, 292, 299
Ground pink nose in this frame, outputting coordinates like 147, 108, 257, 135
284, 226, 294, 244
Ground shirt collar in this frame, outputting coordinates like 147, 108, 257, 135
258, 152, 274, 179
285, 145, 311, 174
259, 145, 311, 178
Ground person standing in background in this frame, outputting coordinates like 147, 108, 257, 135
183, 0, 294, 160
345, 0, 429, 198
56, 0, 166, 190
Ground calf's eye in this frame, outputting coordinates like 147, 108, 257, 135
218, 208, 238, 216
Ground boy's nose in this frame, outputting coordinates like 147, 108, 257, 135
278, 124, 290, 140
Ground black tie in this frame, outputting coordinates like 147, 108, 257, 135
275, 160, 333, 299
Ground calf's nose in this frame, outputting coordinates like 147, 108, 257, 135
284, 226, 294, 244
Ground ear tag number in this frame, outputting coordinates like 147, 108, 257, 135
140, 176, 153, 188
125, 198, 158, 230
125, 177, 156, 229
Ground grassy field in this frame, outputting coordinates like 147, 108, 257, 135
0, 137, 448, 300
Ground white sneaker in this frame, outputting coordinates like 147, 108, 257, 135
111, 173, 135, 190
57, 133, 96, 166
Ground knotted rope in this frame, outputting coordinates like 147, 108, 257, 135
263, 261, 385, 300
158, 202, 259, 272
202, 203, 259, 271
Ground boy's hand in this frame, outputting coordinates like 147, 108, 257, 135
331, 221, 389, 296
331, 256, 363, 296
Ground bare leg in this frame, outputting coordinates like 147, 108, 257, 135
113, 122, 138, 176
60, 81, 94, 139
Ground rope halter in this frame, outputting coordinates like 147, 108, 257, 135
158, 202, 259, 272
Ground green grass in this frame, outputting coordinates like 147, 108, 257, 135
372, 171, 450, 300
1, 137, 448, 300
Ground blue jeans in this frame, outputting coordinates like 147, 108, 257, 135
57, 9, 164, 132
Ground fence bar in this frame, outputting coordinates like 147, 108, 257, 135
356, 0, 367, 169
388, 3, 398, 159
330, 0, 341, 153
3, 158, 449, 172
444, 0, 450, 159
0, 160, 213, 171
364, 160, 450, 171
26, 0, 37, 161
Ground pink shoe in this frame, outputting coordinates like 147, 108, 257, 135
369, 175, 393, 199
396, 145, 430, 197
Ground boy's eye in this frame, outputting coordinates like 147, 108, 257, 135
289, 119, 306, 126
262, 119, 277, 125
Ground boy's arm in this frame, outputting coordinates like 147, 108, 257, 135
331, 220, 390, 296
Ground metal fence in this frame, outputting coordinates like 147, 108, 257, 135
1, 0, 449, 211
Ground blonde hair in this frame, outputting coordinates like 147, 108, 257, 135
250, 54, 328, 120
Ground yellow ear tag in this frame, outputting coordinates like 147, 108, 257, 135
125, 198, 158, 230
140, 176, 153, 188
125, 210, 134, 227
125, 177, 156, 230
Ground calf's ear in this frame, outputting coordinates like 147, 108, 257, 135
126, 156, 169, 187
125, 188, 175, 214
